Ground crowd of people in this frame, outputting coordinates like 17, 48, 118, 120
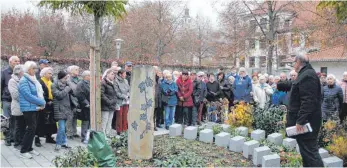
1, 55, 347, 161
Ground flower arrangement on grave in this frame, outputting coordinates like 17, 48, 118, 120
227, 101, 253, 127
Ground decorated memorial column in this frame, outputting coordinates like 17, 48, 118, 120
128, 65, 155, 159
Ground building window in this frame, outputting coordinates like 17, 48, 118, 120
260, 56, 266, 67
249, 39, 255, 49
321, 67, 327, 74
291, 33, 300, 48
278, 34, 288, 53
274, 16, 280, 30
279, 55, 287, 67
260, 18, 267, 30
305, 35, 315, 49
250, 20, 257, 33
249, 57, 255, 67
284, 20, 290, 28
260, 37, 267, 50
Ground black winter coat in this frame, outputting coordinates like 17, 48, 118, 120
193, 79, 207, 105
1, 67, 13, 102
76, 80, 90, 121
206, 81, 221, 102
39, 79, 55, 124
101, 78, 117, 111
52, 80, 72, 120
155, 76, 163, 108
287, 64, 322, 139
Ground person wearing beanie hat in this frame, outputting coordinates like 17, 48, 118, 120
52, 70, 72, 151
57, 71, 68, 80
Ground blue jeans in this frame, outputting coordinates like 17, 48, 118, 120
56, 120, 67, 145
165, 106, 176, 127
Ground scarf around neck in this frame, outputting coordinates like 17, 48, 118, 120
25, 73, 44, 100
41, 77, 53, 100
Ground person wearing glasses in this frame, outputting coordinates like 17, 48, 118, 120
285, 54, 324, 167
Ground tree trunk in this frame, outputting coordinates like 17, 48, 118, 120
267, 44, 274, 74
267, 1, 275, 74
94, 14, 102, 131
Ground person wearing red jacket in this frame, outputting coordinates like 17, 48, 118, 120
176, 71, 194, 126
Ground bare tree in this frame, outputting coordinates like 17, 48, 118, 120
243, 1, 294, 74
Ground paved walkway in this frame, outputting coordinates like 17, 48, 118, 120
1, 128, 169, 167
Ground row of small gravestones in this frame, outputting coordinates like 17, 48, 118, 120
169, 122, 343, 167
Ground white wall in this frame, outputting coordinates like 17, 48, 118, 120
311, 62, 347, 80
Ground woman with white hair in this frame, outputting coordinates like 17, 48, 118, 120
161, 72, 178, 129
232, 67, 252, 103
18, 61, 45, 159
321, 74, 343, 122
8, 65, 25, 150
100, 69, 117, 136
253, 75, 273, 108
340, 72, 347, 122
34, 67, 57, 147
66, 65, 80, 139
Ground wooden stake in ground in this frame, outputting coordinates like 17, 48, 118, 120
89, 38, 96, 130
128, 65, 155, 159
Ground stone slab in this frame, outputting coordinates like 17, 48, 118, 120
229, 136, 246, 152
262, 154, 280, 167
199, 129, 213, 143
253, 146, 271, 165
243, 140, 260, 159
251, 129, 265, 141
235, 126, 248, 137
319, 148, 329, 159
267, 133, 283, 145
183, 126, 198, 140
323, 156, 343, 167
221, 124, 231, 132
283, 138, 297, 150
169, 124, 182, 137
215, 132, 231, 147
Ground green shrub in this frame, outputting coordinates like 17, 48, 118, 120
253, 104, 286, 136
212, 125, 223, 135
110, 131, 128, 148
53, 146, 98, 167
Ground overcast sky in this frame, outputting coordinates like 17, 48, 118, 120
1, 0, 221, 27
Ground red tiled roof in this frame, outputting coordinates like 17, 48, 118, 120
307, 45, 347, 62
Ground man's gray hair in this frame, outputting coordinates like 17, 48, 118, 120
13, 64, 24, 75
40, 67, 53, 77
274, 76, 280, 80
23, 61, 37, 73
9, 56, 19, 62
81, 70, 91, 78
295, 53, 309, 65
343, 71, 347, 76
67, 65, 79, 74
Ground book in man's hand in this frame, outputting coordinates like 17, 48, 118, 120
286, 123, 312, 137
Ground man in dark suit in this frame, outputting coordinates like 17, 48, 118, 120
286, 54, 324, 167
